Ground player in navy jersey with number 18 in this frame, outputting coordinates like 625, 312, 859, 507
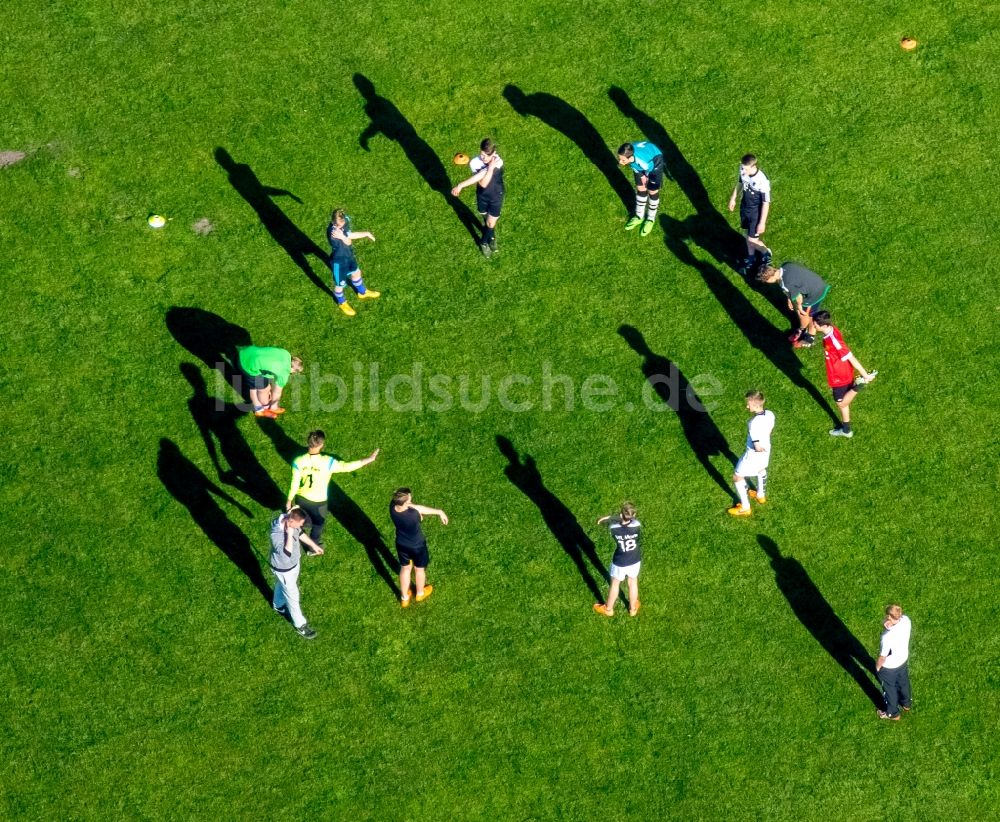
593, 502, 642, 617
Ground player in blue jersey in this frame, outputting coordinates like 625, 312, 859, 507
593, 502, 643, 617
326, 209, 380, 317
617, 141, 664, 237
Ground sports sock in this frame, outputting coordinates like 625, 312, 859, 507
483, 225, 495, 243
334, 289, 346, 304
646, 196, 659, 222
635, 193, 648, 219
351, 277, 367, 295
841, 421, 853, 433
735, 479, 750, 509
253, 404, 265, 412
757, 470, 767, 499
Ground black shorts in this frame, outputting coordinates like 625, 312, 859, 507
245, 373, 272, 390
831, 382, 860, 402
397, 541, 430, 569
633, 168, 663, 191
476, 188, 504, 219
740, 207, 761, 236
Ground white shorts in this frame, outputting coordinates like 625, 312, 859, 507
610, 561, 641, 581
735, 449, 770, 477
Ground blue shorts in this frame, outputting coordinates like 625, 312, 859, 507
330, 259, 359, 288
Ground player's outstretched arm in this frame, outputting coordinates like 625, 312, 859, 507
596, 514, 612, 525
411, 503, 448, 524
353, 231, 376, 242
332, 448, 380, 473
451, 170, 487, 196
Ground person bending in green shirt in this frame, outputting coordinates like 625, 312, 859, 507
236, 345, 303, 418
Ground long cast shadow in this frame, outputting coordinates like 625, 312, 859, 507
497, 435, 608, 602
618, 325, 738, 498
503, 85, 633, 212
181, 362, 283, 509
166, 306, 252, 404
609, 86, 743, 269
257, 419, 400, 597
215, 147, 333, 297
661, 216, 839, 423
610, 86, 790, 318
353, 74, 481, 243
758, 535, 883, 707
157, 438, 271, 601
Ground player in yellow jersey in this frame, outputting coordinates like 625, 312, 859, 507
285, 430, 379, 549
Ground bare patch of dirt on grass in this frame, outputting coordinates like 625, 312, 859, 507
0, 151, 27, 168
191, 218, 214, 235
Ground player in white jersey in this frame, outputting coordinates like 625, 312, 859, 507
728, 390, 775, 517
452, 138, 505, 258
728, 153, 772, 276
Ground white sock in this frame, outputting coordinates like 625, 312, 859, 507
757, 471, 767, 498
646, 196, 659, 221
635, 194, 648, 219
735, 479, 750, 509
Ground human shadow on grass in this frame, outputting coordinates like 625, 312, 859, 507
215, 147, 333, 298
660, 217, 839, 424
758, 535, 883, 708
608, 85, 743, 270
157, 438, 271, 601
503, 85, 634, 213
353, 74, 481, 244
618, 325, 738, 499
497, 435, 608, 602
257, 419, 400, 597
180, 362, 283, 509
166, 306, 253, 404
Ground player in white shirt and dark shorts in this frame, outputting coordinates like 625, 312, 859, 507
876, 604, 913, 720
728, 153, 772, 277
451, 138, 505, 258
728, 390, 775, 517
593, 502, 642, 617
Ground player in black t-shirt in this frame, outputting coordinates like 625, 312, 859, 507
390, 487, 449, 608
594, 502, 643, 617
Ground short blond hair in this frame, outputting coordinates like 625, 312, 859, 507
885, 604, 903, 620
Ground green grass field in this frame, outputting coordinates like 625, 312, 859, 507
3, 0, 998, 818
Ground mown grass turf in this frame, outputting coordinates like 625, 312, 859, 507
2, 0, 998, 818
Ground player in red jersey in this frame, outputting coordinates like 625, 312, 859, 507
813, 311, 878, 438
